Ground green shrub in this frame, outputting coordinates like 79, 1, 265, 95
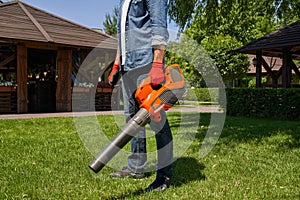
226, 88, 300, 120
184, 88, 219, 102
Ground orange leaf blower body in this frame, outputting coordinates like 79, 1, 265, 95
89, 64, 186, 173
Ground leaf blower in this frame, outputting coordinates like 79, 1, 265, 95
89, 64, 186, 173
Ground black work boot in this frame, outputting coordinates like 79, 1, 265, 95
144, 176, 172, 192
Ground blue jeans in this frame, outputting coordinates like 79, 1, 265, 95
121, 65, 173, 178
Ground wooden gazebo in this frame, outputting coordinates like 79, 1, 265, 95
0, 1, 117, 113
236, 20, 300, 88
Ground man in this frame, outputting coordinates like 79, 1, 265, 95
108, 0, 173, 192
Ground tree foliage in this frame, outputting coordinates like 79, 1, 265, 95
166, 35, 224, 88
103, 6, 118, 37
165, 47, 205, 88
201, 35, 249, 82
167, 0, 300, 87
169, 0, 300, 35
173, 0, 300, 44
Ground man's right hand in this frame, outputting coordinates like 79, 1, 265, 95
108, 64, 120, 86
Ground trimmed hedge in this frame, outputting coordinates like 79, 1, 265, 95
185, 88, 219, 102
226, 88, 300, 120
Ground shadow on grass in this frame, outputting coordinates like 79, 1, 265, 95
108, 157, 205, 199
172, 157, 206, 187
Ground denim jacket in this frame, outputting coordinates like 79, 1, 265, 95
118, 0, 169, 71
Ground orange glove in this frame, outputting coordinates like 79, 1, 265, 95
108, 64, 120, 86
148, 62, 165, 86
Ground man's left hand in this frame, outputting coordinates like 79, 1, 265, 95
148, 62, 165, 86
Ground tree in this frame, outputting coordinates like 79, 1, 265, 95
165, 45, 206, 88
103, 7, 118, 37
201, 35, 249, 83
166, 35, 225, 88
167, 0, 300, 86
274, 0, 300, 25
168, 0, 300, 34
175, 0, 283, 44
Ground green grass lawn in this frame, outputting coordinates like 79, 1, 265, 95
0, 113, 299, 199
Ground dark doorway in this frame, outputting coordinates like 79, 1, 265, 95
27, 48, 57, 113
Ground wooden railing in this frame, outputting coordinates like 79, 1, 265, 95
0, 86, 17, 113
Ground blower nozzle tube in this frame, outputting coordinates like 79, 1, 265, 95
89, 108, 150, 173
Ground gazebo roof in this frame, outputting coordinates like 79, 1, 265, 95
0, 0, 117, 49
236, 20, 300, 60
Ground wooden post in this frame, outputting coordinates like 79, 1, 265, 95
56, 49, 72, 111
17, 45, 28, 113
282, 49, 292, 88
256, 51, 262, 88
